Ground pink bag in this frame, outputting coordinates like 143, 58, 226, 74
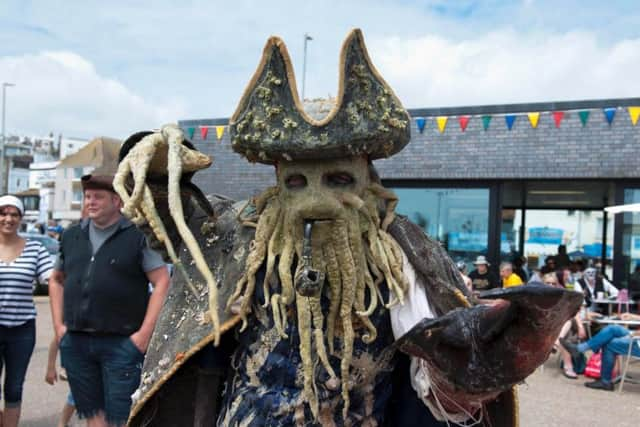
584, 351, 602, 379
584, 351, 619, 379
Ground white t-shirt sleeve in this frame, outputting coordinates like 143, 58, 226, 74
390, 250, 435, 339
390, 250, 472, 423
603, 279, 619, 297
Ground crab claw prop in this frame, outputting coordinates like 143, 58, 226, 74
395, 285, 583, 412
115, 124, 223, 345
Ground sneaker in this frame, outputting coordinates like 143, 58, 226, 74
584, 380, 614, 391
560, 338, 580, 359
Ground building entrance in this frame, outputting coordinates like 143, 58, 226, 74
501, 208, 613, 278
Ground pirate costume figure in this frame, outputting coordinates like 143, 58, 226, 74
115, 30, 582, 427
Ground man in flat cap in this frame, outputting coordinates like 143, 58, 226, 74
49, 174, 170, 427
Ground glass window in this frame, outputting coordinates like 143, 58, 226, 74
72, 188, 83, 203
501, 209, 613, 275
392, 187, 490, 269
73, 167, 83, 179
620, 189, 640, 296
21, 196, 39, 211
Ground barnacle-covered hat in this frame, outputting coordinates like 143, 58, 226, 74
229, 29, 410, 164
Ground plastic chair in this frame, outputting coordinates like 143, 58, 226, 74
617, 336, 640, 392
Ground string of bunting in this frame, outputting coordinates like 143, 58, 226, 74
413, 106, 640, 134
184, 106, 639, 140
185, 125, 228, 141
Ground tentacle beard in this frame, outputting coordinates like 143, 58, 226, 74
227, 184, 408, 421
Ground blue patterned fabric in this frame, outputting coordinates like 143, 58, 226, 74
218, 271, 399, 426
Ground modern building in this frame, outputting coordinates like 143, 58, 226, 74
7, 155, 32, 194
53, 136, 120, 225
29, 160, 59, 223
13, 188, 40, 226
179, 96, 640, 289
58, 136, 90, 159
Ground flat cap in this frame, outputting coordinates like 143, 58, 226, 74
81, 174, 116, 193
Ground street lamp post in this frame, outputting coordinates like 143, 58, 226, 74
301, 33, 313, 101
1, 82, 16, 194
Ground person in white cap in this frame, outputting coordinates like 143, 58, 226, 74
468, 255, 500, 292
0, 195, 54, 427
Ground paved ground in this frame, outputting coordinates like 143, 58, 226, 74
14, 297, 640, 426
21, 297, 79, 427
520, 358, 640, 426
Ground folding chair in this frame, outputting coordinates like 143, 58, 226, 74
618, 336, 640, 392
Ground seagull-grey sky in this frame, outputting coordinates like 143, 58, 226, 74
1, 0, 638, 139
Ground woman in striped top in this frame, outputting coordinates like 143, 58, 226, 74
0, 195, 53, 427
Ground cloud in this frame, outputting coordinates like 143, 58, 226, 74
372, 30, 640, 108
0, 51, 186, 139
2, 1, 640, 138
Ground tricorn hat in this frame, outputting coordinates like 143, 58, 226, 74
81, 174, 116, 193
229, 29, 410, 164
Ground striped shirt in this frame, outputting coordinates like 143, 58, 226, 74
0, 239, 53, 326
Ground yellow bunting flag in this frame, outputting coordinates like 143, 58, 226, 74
629, 107, 640, 126
216, 126, 225, 140
436, 116, 448, 133
527, 112, 540, 128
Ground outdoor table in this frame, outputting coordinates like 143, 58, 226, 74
581, 313, 640, 338
591, 298, 636, 316
592, 317, 640, 327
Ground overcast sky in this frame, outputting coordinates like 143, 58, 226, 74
1, 0, 639, 140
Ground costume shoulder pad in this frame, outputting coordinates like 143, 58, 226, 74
129, 197, 254, 420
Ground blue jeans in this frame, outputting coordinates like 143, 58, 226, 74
0, 319, 35, 406
585, 325, 640, 383
60, 332, 144, 426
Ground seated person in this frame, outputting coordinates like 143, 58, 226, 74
512, 256, 529, 283
562, 312, 640, 390
540, 256, 557, 275
542, 273, 562, 289
543, 273, 587, 379
501, 262, 523, 288
468, 256, 500, 292
573, 267, 618, 313
527, 267, 544, 285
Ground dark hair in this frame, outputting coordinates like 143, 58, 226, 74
0, 205, 22, 218
555, 270, 566, 288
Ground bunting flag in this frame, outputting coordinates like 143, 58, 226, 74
200, 126, 209, 140
527, 112, 540, 128
505, 115, 516, 130
552, 111, 565, 128
604, 107, 616, 125
458, 115, 470, 132
436, 116, 448, 133
187, 127, 195, 140
482, 115, 492, 131
216, 126, 226, 140
407, 106, 631, 136
578, 110, 590, 126
628, 106, 640, 126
